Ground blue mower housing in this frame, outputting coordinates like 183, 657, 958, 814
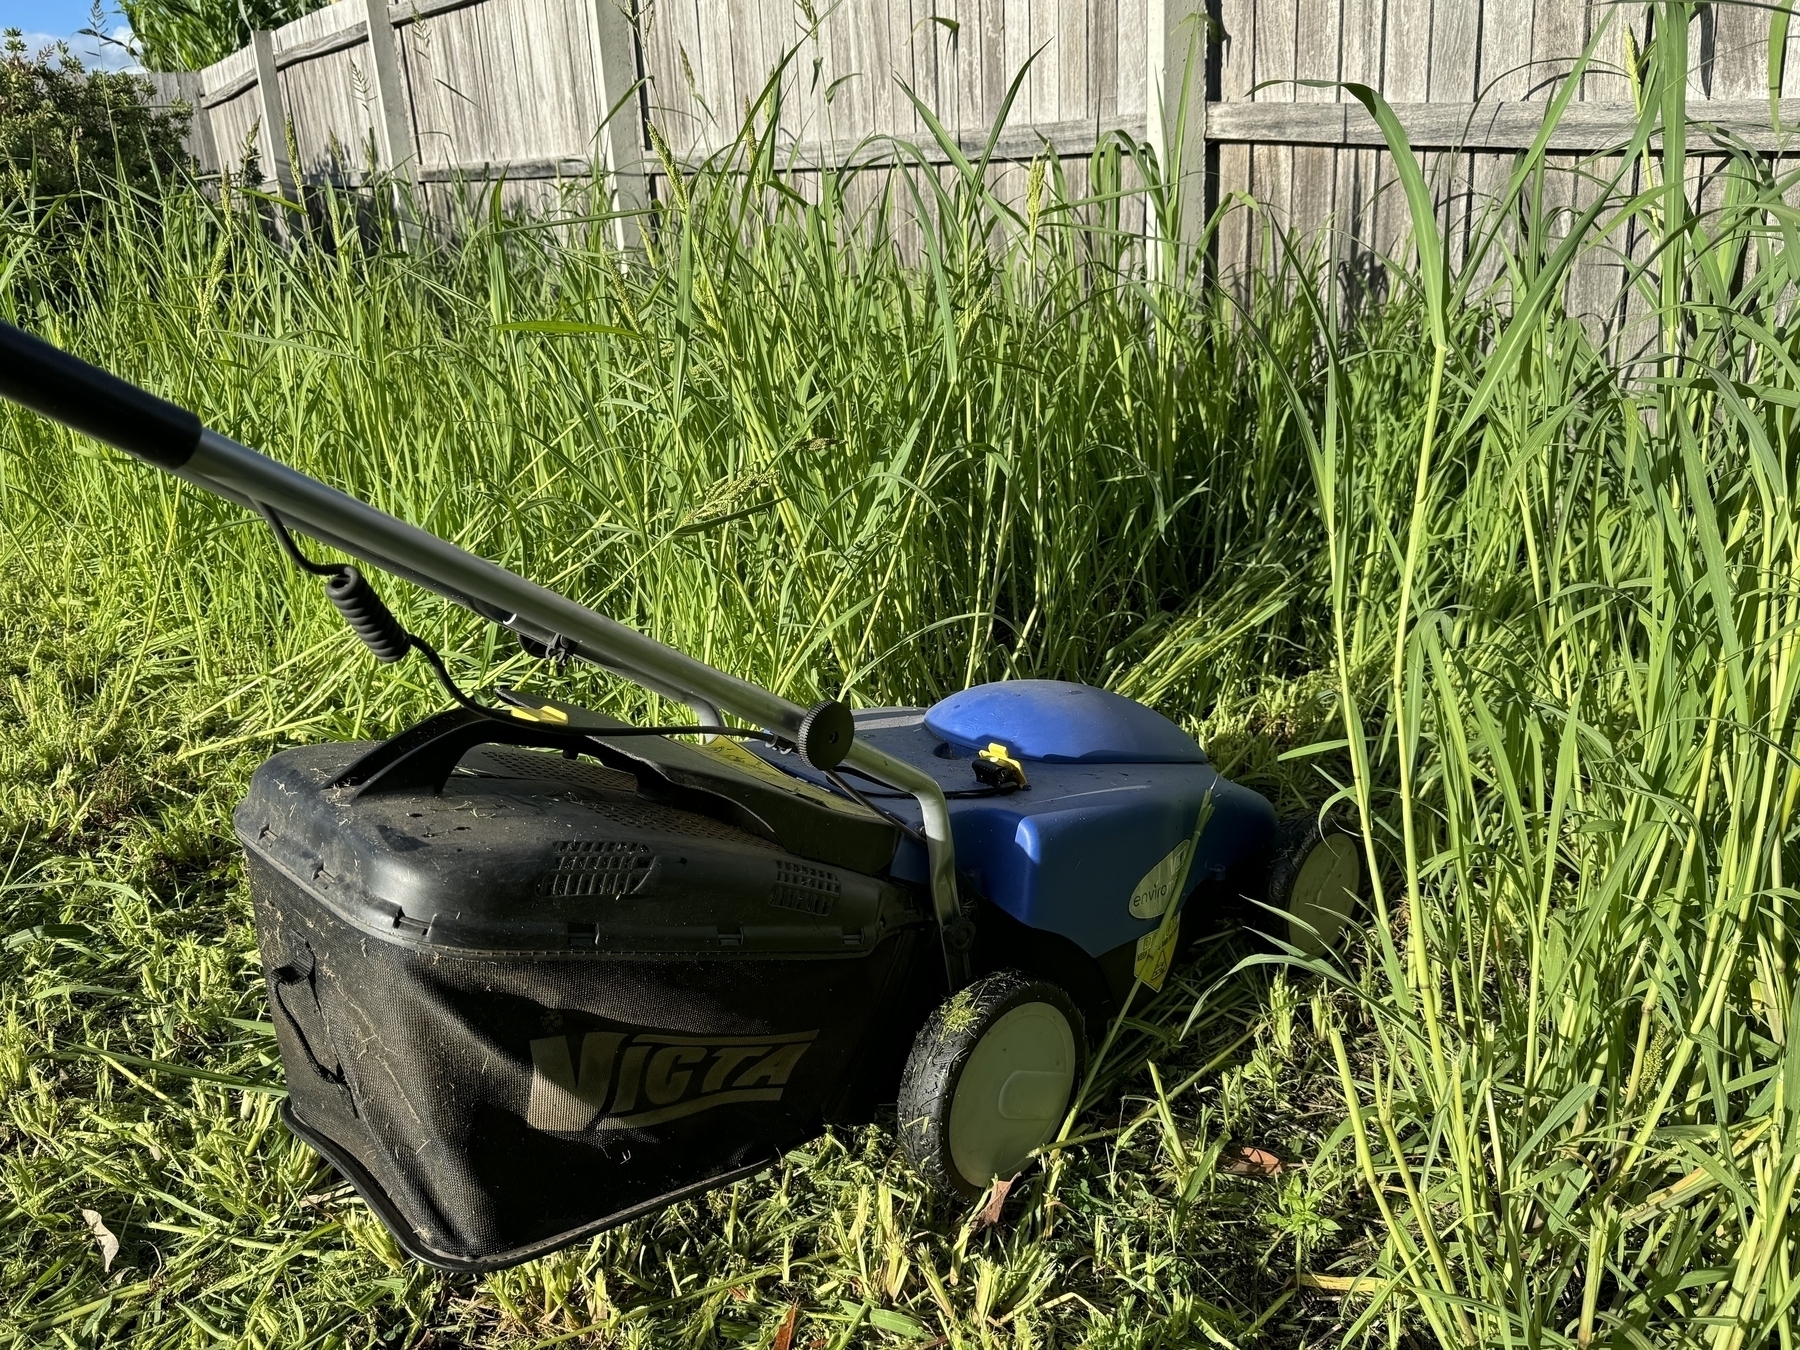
748, 680, 1278, 1003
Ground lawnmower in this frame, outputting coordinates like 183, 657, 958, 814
0, 320, 1363, 1272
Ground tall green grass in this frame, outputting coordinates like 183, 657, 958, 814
4, 2, 1800, 1343
1279, 9, 1800, 1345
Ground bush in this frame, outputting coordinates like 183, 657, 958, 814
0, 30, 190, 200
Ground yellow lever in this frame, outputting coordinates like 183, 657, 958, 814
976, 742, 1029, 788
507, 701, 570, 724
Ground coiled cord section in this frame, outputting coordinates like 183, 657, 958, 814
254, 502, 790, 746
257, 504, 585, 725
323, 566, 412, 663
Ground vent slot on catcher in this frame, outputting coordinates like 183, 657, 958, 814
462, 747, 639, 797
772, 860, 841, 916
540, 841, 654, 898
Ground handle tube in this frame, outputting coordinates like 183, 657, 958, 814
0, 320, 202, 469
187, 429, 806, 736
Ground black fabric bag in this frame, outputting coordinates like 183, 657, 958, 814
237, 731, 929, 1270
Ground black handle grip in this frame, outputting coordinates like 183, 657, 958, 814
0, 319, 202, 469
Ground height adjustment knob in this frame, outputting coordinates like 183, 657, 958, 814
797, 700, 855, 770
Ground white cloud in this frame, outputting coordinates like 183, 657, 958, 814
10, 25, 140, 72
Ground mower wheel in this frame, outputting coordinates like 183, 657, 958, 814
1267, 816, 1364, 957
896, 971, 1084, 1199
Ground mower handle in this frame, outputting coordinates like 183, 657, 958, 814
0, 320, 203, 470
0, 319, 970, 985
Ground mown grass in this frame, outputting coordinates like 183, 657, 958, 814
5, 2, 1800, 1343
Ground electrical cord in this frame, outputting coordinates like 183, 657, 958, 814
259, 507, 988, 838
264, 502, 981, 853
824, 768, 927, 845
261, 505, 965, 853
258, 502, 341, 576
833, 762, 1022, 799
257, 504, 782, 744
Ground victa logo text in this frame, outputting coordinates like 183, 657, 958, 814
526, 1028, 817, 1132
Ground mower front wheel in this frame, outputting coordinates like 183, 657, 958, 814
1267, 816, 1364, 957
897, 971, 1085, 1200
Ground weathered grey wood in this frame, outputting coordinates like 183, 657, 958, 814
976, 0, 1008, 132
1710, 2, 1772, 101
1370, 0, 1428, 267
1145, 0, 1206, 267
637, 0, 699, 158
1089, 0, 1117, 125
1212, 0, 1255, 279
589, 0, 647, 244
251, 30, 298, 199
1205, 97, 1800, 151
1426, 0, 1479, 257
142, 0, 1792, 326
1115, 0, 1147, 121
201, 50, 261, 108
361, 0, 417, 173
275, 16, 367, 68
1428, 0, 1479, 101
1290, 0, 1339, 248
1528, 0, 1586, 103
1330, 0, 1383, 305
143, 71, 222, 173
305, 126, 1153, 189
385, 0, 489, 26
1478, 0, 1534, 103
1247, 0, 1295, 238
1059, 0, 1090, 125
205, 92, 259, 175
694, 0, 738, 148
771, 114, 1148, 168
281, 40, 373, 181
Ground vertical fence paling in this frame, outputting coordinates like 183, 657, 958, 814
250, 29, 297, 204
1144, 0, 1208, 280
142, 70, 221, 175
359, 0, 418, 234
152, 0, 1800, 308
587, 0, 647, 247
360, 0, 414, 173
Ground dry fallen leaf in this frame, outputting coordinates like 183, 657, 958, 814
970, 1175, 1016, 1231
80, 1209, 119, 1272
300, 1183, 354, 1210
771, 1300, 801, 1350
1220, 1146, 1284, 1178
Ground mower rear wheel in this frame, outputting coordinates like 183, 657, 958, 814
897, 971, 1084, 1199
1267, 817, 1364, 957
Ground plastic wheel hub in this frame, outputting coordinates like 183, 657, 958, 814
897, 971, 1086, 1199
1288, 834, 1361, 956
947, 1002, 1077, 1186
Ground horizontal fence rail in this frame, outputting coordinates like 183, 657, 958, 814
138, 0, 1800, 308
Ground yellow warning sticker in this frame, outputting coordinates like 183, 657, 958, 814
1131, 792, 1215, 993
1134, 904, 1183, 991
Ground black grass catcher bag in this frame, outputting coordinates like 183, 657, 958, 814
237, 706, 931, 1271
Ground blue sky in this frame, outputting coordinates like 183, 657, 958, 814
6, 0, 137, 68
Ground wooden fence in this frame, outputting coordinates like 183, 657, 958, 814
141, 1, 1800, 301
